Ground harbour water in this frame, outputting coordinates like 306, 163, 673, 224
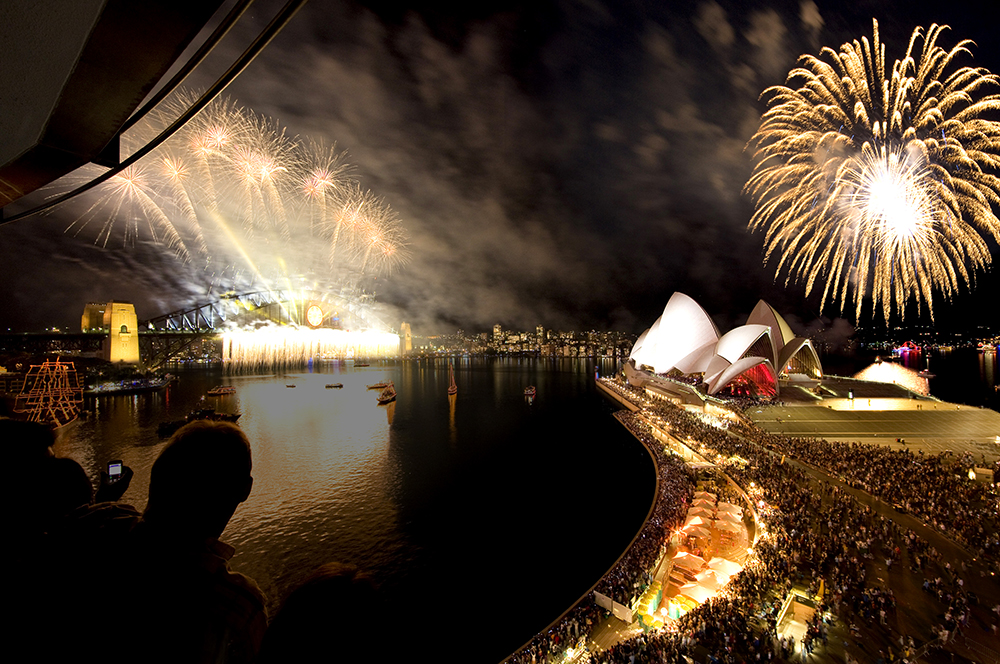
55, 357, 655, 663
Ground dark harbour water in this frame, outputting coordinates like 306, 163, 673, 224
55, 357, 654, 663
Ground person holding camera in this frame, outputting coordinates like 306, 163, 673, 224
21, 420, 266, 664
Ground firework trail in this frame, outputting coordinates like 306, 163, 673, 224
65, 164, 192, 260
745, 20, 1000, 321
54, 91, 409, 293
298, 140, 353, 232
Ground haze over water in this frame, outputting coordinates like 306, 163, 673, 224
56, 357, 654, 663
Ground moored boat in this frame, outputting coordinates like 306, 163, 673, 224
367, 381, 389, 390
206, 385, 236, 396
377, 381, 396, 404
326, 383, 344, 389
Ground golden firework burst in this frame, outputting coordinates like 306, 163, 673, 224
745, 20, 1000, 321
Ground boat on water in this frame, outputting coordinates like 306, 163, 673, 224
14, 359, 83, 430
86, 374, 175, 396
206, 385, 236, 396
354, 362, 370, 367
377, 381, 396, 404
157, 408, 242, 438
447, 362, 457, 396
524, 385, 536, 397
286, 384, 296, 388
367, 381, 389, 390
918, 359, 936, 379
326, 383, 344, 389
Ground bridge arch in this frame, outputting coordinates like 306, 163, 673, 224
141, 290, 394, 333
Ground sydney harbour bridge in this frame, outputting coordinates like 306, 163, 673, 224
0, 290, 399, 371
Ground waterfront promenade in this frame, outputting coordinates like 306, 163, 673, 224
504, 376, 1000, 664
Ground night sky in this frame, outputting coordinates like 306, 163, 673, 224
3, 0, 1000, 337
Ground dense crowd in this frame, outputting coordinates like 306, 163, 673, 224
737, 426, 1000, 557
502, 378, 999, 663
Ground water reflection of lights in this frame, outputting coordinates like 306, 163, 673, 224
222, 325, 399, 369
853, 361, 929, 396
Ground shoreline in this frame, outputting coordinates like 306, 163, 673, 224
501, 382, 662, 662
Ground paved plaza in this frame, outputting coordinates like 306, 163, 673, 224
747, 377, 1000, 464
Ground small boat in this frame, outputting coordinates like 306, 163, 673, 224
524, 385, 536, 397
918, 358, 935, 379
354, 362, 370, 367
206, 385, 236, 396
326, 383, 344, 389
447, 362, 457, 396
367, 381, 389, 390
286, 384, 296, 388
377, 381, 396, 404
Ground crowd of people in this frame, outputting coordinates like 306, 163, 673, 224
733, 425, 1000, 557
501, 377, 999, 663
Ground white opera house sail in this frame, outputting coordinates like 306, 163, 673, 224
627, 293, 822, 398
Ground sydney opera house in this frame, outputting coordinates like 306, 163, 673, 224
626, 293, 822, 400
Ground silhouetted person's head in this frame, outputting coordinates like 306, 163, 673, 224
1, 418, 92, 535
145, 420, 252, 540
2, 417, 56, 463
257, 562, 381, 663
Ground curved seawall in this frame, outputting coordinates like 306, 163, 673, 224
501, 380, 662, 662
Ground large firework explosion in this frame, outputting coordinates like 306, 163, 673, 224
745, 20, 1000, 322
58, 91, 410, 299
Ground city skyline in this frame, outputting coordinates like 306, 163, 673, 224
4, 1, 1000, 337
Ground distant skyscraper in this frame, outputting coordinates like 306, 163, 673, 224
536, 325, 545, 341
493, 324, 502, 341
400, 322, 412, 355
